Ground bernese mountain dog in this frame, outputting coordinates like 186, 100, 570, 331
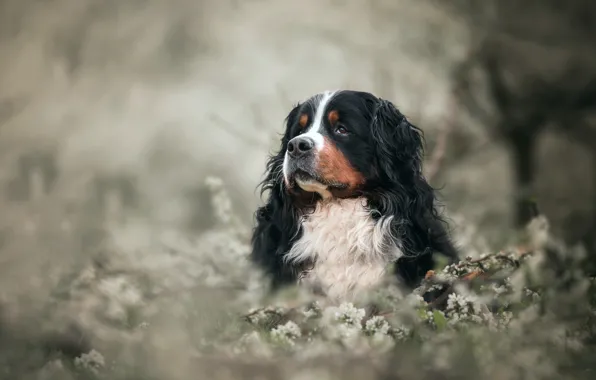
251, 90, 459, 300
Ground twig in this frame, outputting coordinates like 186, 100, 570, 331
422, 245, 535, 309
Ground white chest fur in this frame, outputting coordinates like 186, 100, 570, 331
284, 198, 403, 300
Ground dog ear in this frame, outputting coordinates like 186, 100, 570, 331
258, 102, 301, 196
251, 103, 303, 289
370, 99, 424, 183
251, 187, 301, 289
368, 99, 459, 288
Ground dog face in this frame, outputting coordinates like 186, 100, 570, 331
281, 90, 423, 200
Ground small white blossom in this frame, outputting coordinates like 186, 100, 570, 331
205, 176, 233, 226
442, 263, 468, 278
418, 308, 446, 328
445, 293, 489, 327
271, 321, 302, 346
405, 293, 427, 308
334, 323, 362, 341
364, 316, 391, 336
524, 287, 542, 303
74, 349, 105, 375
490, 283, 510, 296
302, 308, 318, 319
393, 325, 412, 342
302, 302, 321, 319
332, 302, 366, 327
496, 311, 514, 329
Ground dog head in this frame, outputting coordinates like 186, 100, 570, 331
279, 90, 424, 201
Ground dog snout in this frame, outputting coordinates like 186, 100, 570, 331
287, 136, 315, 159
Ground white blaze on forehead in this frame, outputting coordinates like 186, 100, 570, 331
282, 151, 290, 184
302, 90, 337, 151
282, 90, 338, 187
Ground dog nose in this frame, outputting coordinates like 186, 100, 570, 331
287, 136, 315, 158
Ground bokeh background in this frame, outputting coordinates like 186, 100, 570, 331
1, 0, 595, 379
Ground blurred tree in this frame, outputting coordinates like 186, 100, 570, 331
5, 151, 59, 202
447, 0, 596, 248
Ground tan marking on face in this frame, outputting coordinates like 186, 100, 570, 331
299, 113, 309, 128
317, 137, 365, 192
327, 110, 339, 125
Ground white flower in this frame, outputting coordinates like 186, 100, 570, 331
441, 263, 468, 278
445, 293, 489, 327
335, 323, 362, 341
497, 311, 514, 329
332, 302, 366, 327
302, 308, 318, 319
364, 316, 391, 336
393, 325, 412, 342
523, 287, 541, 302
320, 304, 364, 345
490, 283, 509, 296
205, 176, 233, 226
271, 321, 302, 346
74, 349, 105, 375
405, 293, 427, 308
302, 302, 321, 319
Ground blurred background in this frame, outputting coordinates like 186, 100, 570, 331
0, 0, 595, 379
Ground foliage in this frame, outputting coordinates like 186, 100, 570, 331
44, 177, 595, 380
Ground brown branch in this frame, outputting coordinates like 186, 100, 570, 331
422, 244, 535, 309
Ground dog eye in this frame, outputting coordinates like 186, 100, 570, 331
334, 125, 349, 135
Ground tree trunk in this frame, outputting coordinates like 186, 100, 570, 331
509, 130, 538, 228
584, 149, 596, 274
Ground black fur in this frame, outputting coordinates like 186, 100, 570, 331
251, 90, 459, 291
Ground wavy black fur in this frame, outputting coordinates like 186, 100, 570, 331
250, 90, 459, 291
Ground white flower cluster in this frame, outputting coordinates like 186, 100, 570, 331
333, 302, 366, 326
524, 287, 542, 303
364, 315, 397, 348
485, 277, 513, 297
364, 315, 391, 336
392, 325, 413, 342
271, 321, 302, 346
74, 349, 105, 375
405, 293, 427, 308
420, 309, 447, 329
445, 293, 493, 328
302, 306, 320, 320
204, 176, 233, 226
320, 302, 367, 344
442, 263, 469, 279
